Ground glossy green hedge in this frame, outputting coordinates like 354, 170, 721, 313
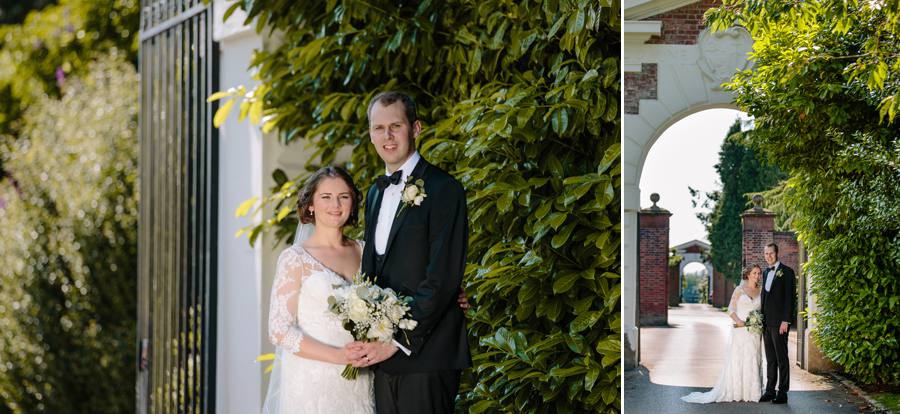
710, 0, 900, 385
223, 0, 620, 411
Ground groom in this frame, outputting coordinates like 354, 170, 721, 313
348, 91, 471, 413
759, 243, 795, 405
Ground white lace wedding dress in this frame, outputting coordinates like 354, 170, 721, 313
263, 243, 374, 414
682, 283, 763, 403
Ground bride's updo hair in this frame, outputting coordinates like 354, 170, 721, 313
296, 166, 362, 227
741, 265, 761, 280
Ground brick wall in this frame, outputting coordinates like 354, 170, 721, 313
774, 232, 800, 274
668, 263, 680, 307
624, 63, 658, 114
643, 0, 722, 45
741, 212, 775, 269
639, 213, 670, 326
712, 269, 725, 307
711, 272, 736, 308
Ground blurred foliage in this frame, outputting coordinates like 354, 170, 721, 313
0, 1, 57, 25
0, 56, 137, 412
709, 0, 900, 385
690, 120, 786, 283
668, 248, 683, 268
217, 0, 620, 411
0, 0, 138, 136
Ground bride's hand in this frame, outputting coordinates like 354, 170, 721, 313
457, 289, 470, 310
333, 346, 356, 365
348, 341, 398, 368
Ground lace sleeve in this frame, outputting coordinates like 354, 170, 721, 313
728, 285, 743, 315
268, 247, 306, 354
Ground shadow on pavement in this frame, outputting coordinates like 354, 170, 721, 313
625, 365, 876, 414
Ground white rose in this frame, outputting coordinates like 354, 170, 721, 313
403, 185, 419, 201
399, 319, 418, 331
413, 194, 425, 205
388, 306, 405, 324
348, 297, 369, 323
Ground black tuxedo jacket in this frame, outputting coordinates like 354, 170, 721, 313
362, 158, 471, 374
761, 263, 795, 327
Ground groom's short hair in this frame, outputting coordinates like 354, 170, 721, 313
367, 91, 418, 125
766, 243, 779, 255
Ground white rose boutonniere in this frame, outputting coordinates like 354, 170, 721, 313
398, 177, 426, 216
776, 269, 784, 278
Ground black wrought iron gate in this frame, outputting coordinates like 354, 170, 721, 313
137, 1, 218, 413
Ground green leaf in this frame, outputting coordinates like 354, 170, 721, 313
551, 222, 576, 248
570, 311, 602, 333
235, 196, 259, 217
551, 108, 569, 135
207, 90, 232, 102
569, 9, 586, 34
249, 99, 263, 124
214, 98, 236, 128
518, 279, 539, 303
468, 48, 483, 74
584, 365, 601, 391
552, 272, 580, 294
276, 206, 292, 222
469, 400, 496, 414
548, 365, 586, 378
223, 2, 242, 22
547, 212, 567, 230
535, 202, 552, 220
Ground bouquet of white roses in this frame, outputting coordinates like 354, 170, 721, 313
745, 309, 764, 334
328, 272, 418, 380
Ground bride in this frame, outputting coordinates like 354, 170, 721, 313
682, 265, 764, 404
263, 166, 467, 413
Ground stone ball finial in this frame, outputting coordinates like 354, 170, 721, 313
752, 194, 763, 210
650, 193, 660, 207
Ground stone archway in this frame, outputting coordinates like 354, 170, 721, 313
623, 0, 754, 367
672, 240, 714, 303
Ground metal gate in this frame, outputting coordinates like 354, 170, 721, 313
137, 1, 218, 412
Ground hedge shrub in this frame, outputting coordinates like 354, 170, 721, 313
710, 0, 900, 385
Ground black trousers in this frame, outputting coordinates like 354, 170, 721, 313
763, 325, 790, 395
374, 369, 461, 414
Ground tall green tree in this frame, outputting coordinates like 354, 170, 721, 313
218, 0, 620, 411
691, 120, 785, 283
709, 1, 900, 385
0, 57, 137, 412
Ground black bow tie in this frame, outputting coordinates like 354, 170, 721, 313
376, 170, 403, 190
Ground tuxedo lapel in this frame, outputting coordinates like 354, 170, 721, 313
363, 186, 384, 276
367, 187, 384, 243
378, 160, 429, 274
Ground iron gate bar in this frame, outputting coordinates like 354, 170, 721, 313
138, 1, 217, 412
140, 3, 206, 42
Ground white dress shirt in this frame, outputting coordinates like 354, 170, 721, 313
765, 262, 780, 292
374, 151, 421, 255
373, 152, 420, 357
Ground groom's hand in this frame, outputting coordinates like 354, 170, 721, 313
779, 321, 789, 335
347, 341, 398, 368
